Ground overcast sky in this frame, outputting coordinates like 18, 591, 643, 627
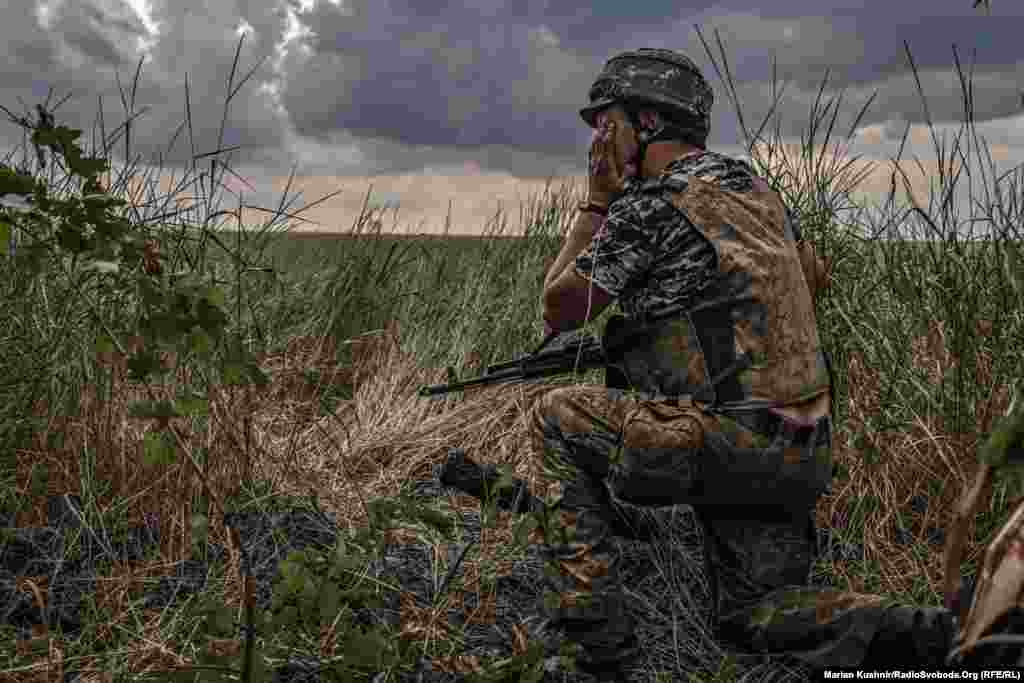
2, 0, 1022, 236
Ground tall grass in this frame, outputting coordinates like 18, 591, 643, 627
1, 24, 1022, 683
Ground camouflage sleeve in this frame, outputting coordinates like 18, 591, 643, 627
573, 195, 679, 299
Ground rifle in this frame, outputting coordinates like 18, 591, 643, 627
417, 329, 606, 397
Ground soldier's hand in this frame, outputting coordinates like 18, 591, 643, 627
588, 118, 630, 206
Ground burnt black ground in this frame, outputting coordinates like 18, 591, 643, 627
1, 473, 831, 682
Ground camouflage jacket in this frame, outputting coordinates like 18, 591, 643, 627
575, 151, 831, 408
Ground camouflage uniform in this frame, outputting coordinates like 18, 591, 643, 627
531, 151, 956, 675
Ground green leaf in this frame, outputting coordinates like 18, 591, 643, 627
367, 498, 400, 527
320, 583, 341, 627
301, 579, 319, 611
196, 300, 229, 336
57, 224, 89, 253
245, 361, 270, 388
188, 327, 214, 357
81, 193, 125, 216
174, 394, 209, 417
221, 361, 245, 385
75, 156, 108, 179
203, 285, 227, 309
481, 501, 498, 529
334, 553, 365, 578
191, 514, 210, 545
981, 393, 1024, 468
139, 672, 200, 683
197, 666, 232, 683
127, 348, 164, 381
492, 466, 518, 494
209, 606, 235, 637
513, 515, 538, 549
142, 431, 177, 466
137, 276, 163, 307
278, 558, 296, 582
130, 400, 180, 420
29, 464, 48, 497
0, 165, 37, 196
331, 540, 366, 580
0, 220, 9, 257
246, 648, 268, 683
86, 259, 120, 274
145, 312, 182, 344
344, 629, 388, 668
222, 354, 269, 388
333, 537, 348, 562
414, 506, 456, 541
32, 124, 109, 181
284, 569, 306, 595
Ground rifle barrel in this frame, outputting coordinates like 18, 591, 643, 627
418, 340, 606, 397
419, 357, 599, 397
418, 367, 526, 396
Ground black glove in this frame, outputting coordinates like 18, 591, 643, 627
439, 449, 542, 514
438, 448, 662, 541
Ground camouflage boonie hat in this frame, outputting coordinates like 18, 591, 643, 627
580, 48, 714, 147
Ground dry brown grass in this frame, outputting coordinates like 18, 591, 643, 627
257, 319, 565, 612
5, 293, 1016, 679
6, 317, 569, 677
819, 316, 1012, 600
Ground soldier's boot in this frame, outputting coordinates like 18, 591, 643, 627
438, 448, 539, 513
863, 606, 957, 668
528, 614, 641, 681
538, 473, 642, 680
542, 597, 640, 681
596, 477, 666, 543
567, 618, 642, 681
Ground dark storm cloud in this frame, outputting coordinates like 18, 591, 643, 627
6, 0, 1020, 170
273, 0, 1022, 180
681, 2, 1023, 138
0, 0, 290, 173
0, 0, 1020, 230
280, 2, 587, 151
47, 0, 150, 68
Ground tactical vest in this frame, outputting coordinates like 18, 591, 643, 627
605, 175, 832, 409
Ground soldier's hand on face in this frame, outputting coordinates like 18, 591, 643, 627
588, 114, 631, 207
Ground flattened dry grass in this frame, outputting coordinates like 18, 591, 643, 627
256, 321, 566, 578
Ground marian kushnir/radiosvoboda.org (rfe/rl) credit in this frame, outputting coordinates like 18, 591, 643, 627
823, 670, 1022, 680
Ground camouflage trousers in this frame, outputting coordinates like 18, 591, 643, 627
529, 385, 955, 673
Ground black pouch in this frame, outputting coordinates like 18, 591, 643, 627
602, 314, 631, 389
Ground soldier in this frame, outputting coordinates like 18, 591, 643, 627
533, 48, 955, 679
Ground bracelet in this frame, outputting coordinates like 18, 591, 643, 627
577, 201, 609, 216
